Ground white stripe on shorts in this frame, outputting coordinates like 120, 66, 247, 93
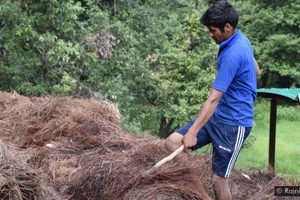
225, 126, 245, 177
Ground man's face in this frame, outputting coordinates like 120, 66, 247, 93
207, 25, 231, 44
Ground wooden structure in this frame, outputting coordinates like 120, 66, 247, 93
257, 88, 300, 173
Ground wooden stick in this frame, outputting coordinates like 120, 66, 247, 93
241, 173, 251, 180
153, 145, 184, 168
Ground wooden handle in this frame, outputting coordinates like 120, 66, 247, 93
153, 145, 184, 168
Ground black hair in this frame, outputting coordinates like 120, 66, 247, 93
200, 1, 239, 32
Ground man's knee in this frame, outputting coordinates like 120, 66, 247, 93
165, 132, 183, 152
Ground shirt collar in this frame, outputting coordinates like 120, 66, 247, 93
220, 29, 240, 49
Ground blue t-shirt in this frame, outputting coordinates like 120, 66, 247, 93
212, 30, 257, 127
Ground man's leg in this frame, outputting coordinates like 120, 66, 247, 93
165, 118, 211, 153
204, 115, 252, 200
165, 132, 184, 153
212, 174, 231, 200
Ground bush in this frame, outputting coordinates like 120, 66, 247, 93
277, 104, 300, 122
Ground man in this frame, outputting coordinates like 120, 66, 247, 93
165, 1, 260, 200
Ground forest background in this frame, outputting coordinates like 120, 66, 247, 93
0, 0, 299, 175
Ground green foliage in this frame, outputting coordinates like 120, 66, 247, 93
254, 98, 300, 122
277, 104, 300, 122
0, 0, 99, 95
253, 98, 270, 120
1, 0, 300, 138
53, 73, 77, 95
235, 0, 300, 88
84, 1, 219, 136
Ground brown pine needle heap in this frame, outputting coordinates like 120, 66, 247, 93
0, 91, 297, 200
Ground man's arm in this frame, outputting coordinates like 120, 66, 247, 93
254, 58, 261, 76
182, 88, 223, 149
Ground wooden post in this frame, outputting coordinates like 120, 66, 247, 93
269, 99, 277, 173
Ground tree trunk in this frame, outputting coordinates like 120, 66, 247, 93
158, 116, 176, 138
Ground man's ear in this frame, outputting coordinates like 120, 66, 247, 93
224, 23, 233, 32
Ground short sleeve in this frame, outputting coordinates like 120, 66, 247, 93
212, 59, 239, 93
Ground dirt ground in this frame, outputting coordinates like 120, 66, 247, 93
0, 91, 298, 200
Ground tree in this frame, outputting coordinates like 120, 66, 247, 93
0, 0, 101, 95
1, 0, 299, 138
234, 0, 300, 88
82, 1, 219, 137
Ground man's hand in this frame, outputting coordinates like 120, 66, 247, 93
182, 132, 197, 151
180, 89, 222, 152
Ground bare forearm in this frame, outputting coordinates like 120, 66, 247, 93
254, 58, 261, 76
189, 96, 219, 135
182, 89, 222, 149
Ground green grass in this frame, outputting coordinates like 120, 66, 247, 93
236, 103, 300, 178
196, 101, 300, 180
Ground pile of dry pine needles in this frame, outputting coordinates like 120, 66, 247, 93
0, 91, 298, 200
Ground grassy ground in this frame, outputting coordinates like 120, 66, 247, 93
236, 120, 300, 174
197, 100, 300, 181
236, 101, 300, 180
